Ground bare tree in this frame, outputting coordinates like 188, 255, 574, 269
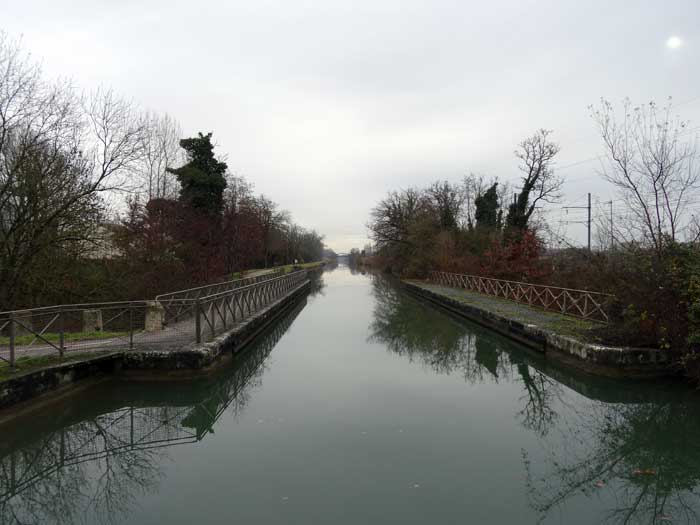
591, 98, 700, 254
253, 195, 290, 267
506, 129, 562, 230
462, 173, 487, 229
689, 214, 700, 244
137, 112, 183, 200
367, 188, 426, 251
426, 180, 465, 230
0, 33, 146, 309
85, 86, 146, 192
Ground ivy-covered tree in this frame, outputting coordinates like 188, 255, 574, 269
474, 182, 502, 229
167, 132, 227, 214
505, 129, 561, 230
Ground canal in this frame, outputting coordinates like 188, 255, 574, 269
1, 265, 700, 524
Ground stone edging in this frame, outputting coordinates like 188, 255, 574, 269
403, 281, 678, 378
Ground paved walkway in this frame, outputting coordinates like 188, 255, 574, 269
0, 268, 290, 364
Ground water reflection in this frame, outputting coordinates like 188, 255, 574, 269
525, 398, 700, 524
368, 276, 565, 437
0, 298, 307, 525
307, 268, 328, 297
368, 276, 700, 523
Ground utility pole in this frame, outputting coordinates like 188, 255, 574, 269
587, 193, 591, 252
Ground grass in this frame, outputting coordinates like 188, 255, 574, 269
0, 351, 117, 381
0, 331, 127, 347
279, 261, 325, 274
408, 280, 596, 341
231, 261, 325, 279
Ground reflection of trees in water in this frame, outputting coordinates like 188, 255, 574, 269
369, 276, 494, 382
525, 399, 700, 524
369, 276, 700, 521
368, 276, 564, 436
307, 271, 327, 298
0, 298, 306, 525
515, 363, 565, 438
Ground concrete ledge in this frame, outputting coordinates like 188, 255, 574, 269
0, 353, 123, 412
403, 281, 678, 378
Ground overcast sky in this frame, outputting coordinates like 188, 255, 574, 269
4, 0, 700, 251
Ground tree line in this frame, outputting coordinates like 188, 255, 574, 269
367, 128, 561, 280
0, 32, 323, 310
366, 100, 700, 380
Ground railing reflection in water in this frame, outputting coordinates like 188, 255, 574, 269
0, 298, 307, 525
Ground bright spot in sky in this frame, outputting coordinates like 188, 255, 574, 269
667, 36, 683, 49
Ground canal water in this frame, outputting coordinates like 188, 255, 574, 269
1, 265, 700, 524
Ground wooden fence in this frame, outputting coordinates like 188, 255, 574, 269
428, 271, 613, 323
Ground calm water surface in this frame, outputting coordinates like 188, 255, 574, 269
1, 265, 700, 524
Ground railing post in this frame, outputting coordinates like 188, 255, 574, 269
59, 307, 65, 358
210, 301, 216, 338
129, 306, 134, 350
8, 314, 16, 370
195, 300, 202, 344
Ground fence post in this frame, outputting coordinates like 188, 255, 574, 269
210, 301, 216, 339
8, 314, 16, 369
59, 307, 65, 358
129, 306, 134, 350
195, 300, 202, 344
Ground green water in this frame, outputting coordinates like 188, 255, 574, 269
1, 266, 699, 524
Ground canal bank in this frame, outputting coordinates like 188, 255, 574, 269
0, 276, 312, 419
403, 279, 678, 378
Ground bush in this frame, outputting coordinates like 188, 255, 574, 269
574, 244, 700, 357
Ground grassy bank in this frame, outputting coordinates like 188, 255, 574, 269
232, 261, 325, 279
0, 331, 127, 347
0, 351, 116, 381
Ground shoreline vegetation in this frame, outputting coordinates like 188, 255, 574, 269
354, 115, 700, 384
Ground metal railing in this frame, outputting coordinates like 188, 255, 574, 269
428, 271, 613, 322
192, 270, 308, 343
155, 269, 283, 323
0, 270, 309, 368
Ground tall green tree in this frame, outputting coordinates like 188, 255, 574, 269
168, 133, 227, 214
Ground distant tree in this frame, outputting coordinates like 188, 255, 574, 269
368, 188, 426, 252
474, 182, 502, 229
426, 180, 464, 230
167, 132, 227, 214
506, 129, 562, 230
253, 195, 290, 267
